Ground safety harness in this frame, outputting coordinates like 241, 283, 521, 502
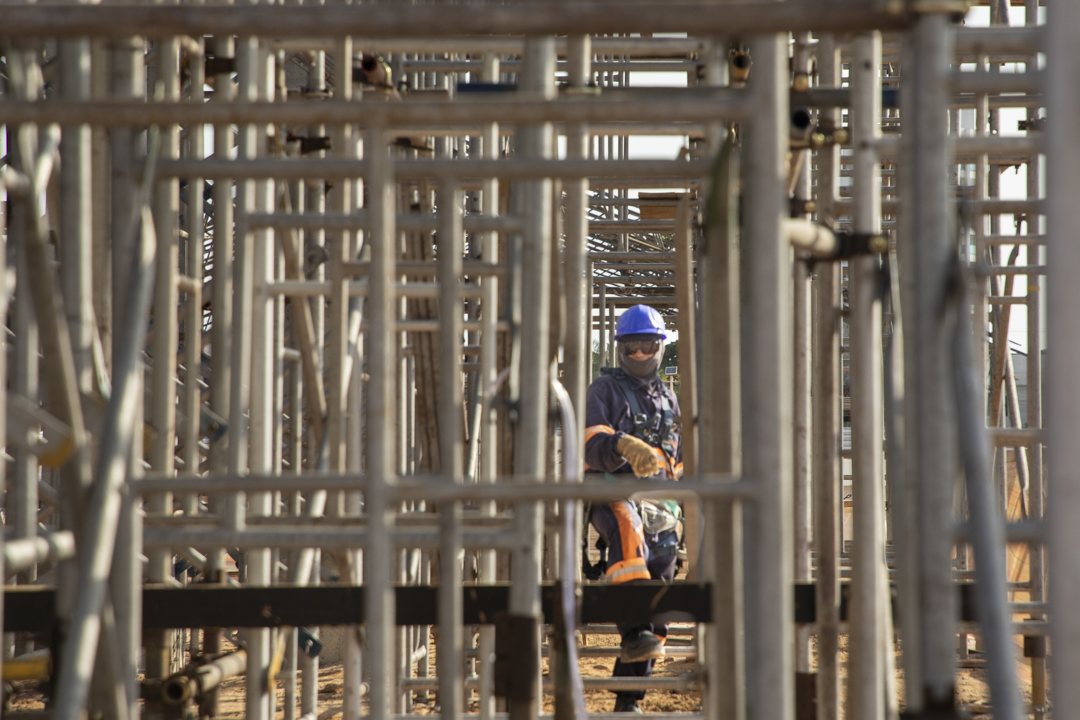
582, 368, 681, 581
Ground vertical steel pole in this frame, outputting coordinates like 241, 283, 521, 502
108, 40, 145, 720
848, 32, 889, 720
110, 38, 143, 361
147, 34, 182, 681
184, 38, 206, 508
744, 33, 792, 720
236, 33, 275, 720
1025, 3, 1048, 714
697, 36, 745, 720
1048, 1, 1080, 719
510, 35, 555, 720
477, 50, 501, 720
564, 32, 591, 534
202, 34, 235, 717
792, 37, 814, 648
898, 13, 957, 714
811, 35, 841, 720
365, 122, 397, 720
438, 179, 465, 720
59, 38, 94, 393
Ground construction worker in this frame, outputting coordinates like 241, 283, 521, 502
584, 304, 683, 714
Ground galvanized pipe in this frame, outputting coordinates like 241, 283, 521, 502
4, 531, 76, 576
0, 3, 910, 39
135, 474, 751, 499
51, 144, 157, 720
791, 30, 814, 681
743, 33, 792, 720
438, 179, 465, 720
898, 13, 958, 713
847, 31, 889, 720
812, 34, 842, 720
146, 32, 182, 683
476, 51, 501, 720
1048, 0, 1080, 718
239, 32, 277, 720
58, 37, 95, 394
154, 157, 715, 181
509, 37, 556, 720
364, 122, 397, 720
954, 271, 1025, 720
0, 95, 753, 128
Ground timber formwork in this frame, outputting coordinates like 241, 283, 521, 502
0, 3, 1070, 720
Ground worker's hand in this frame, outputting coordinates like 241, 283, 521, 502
617, 435, 660, 478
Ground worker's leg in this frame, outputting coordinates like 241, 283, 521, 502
607, 528, 681, 708
590, 501, 659, 709
589, 500, 650, 583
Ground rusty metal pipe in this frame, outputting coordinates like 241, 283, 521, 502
161, 650, 247, 706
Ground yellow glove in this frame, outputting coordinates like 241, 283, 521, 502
617, 435, 660, 478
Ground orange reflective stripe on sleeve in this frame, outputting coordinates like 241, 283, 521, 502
674, 462, 684, 479
584, 425, 616, 445
650, 447, 678, 480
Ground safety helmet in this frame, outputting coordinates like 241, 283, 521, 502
614, 304, 668, 340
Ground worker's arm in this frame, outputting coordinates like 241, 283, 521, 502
583, 377, 631, 474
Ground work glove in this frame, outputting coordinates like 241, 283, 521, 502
617, 435, 660, 478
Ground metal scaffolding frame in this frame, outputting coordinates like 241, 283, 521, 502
0, 2, 1065, 720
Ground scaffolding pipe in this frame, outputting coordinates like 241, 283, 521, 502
4, 531, 76, 576
161, 650, 247, 705
364, 122, 397, 720
812, 34, 842, 720
0, 3, 911, 39
240, 31, 277, 720
899, 13, 958, 713
743, 33, 793, 720
0, 95, 753, 128
438, 179, 465, 720
847, 31, 890, 720
51, 147, 158, 720
509, 37, 556, 720
1048, 1, 1080, 718
952, 267, 1025, 720
477, 50, 501, 720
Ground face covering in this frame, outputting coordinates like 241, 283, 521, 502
618, 346, 663, 381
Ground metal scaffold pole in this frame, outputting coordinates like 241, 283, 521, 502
847, 31, 890, 720
812, 33, 841, 720
743, 32, 793, 720
0, 8, 1063, 720
509, 35, 555, 720
364, 121, 398, 720
898, 11, 958, 715
1048, 1, 1080, 719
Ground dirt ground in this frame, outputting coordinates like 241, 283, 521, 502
6, 627, 1033, 717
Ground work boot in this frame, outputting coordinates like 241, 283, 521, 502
614, 695, 644, 713
619, 630, 665, 663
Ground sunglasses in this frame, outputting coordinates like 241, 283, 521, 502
620, 340, 661, 356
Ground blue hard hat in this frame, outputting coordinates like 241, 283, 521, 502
614, 305, 668, 340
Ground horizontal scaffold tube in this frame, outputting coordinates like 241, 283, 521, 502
4, 531, 75, 576
0, 93, 751, 128
134, 474, 751, 501
161, 651, 247, 706
154, 158, 714, 181
0, 3, 910, 38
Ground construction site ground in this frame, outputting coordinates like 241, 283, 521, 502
5, 628, 1032, 718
